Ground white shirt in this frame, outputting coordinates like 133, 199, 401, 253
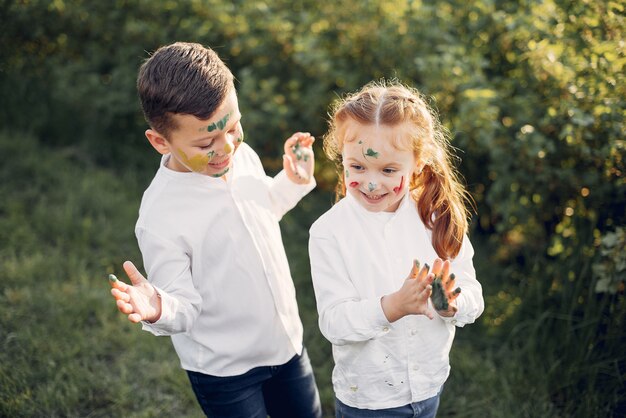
309, 192, 484, 409
137, 143, 315, 377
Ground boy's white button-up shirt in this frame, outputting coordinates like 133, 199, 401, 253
309, 193, 484, 410
137, 143, 315, 377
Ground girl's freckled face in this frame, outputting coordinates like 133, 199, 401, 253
341, 120, 418, 213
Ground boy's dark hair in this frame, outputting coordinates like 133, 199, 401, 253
137, 42, 234, 138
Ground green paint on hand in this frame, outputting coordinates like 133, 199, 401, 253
431, 276, 449, 311
364, 148, 379, 158
108, 274, 118, 283
291, 140, 303, 161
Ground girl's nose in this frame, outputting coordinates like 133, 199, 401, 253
367, 181, 378, 192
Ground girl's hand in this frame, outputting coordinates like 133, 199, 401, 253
429, 258, 461, 317
381, 260, 435, 322
283, 132, 315, 184
109, 261, 161, 323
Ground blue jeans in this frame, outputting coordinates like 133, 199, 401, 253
335, 390, 442, 418
187, 348, 322, 418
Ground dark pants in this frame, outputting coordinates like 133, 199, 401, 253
335, 387, 442, 418
187, 348, 322, 418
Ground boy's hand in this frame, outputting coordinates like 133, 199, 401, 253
429, 258, 461, 317
109, 261, 161, 323
381, 260, 435, 322
283, 132, 315, 184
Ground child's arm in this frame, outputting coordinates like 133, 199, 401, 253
310, 234, 384, 345
109, 261, 161, 323
380, 260, 435, 322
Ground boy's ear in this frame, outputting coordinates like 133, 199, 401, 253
145, 129, 171, 155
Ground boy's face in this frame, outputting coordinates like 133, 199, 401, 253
341, 119, 420, 213
147, 90, 244, 178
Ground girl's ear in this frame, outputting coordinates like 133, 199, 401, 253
145, 129, 171, 155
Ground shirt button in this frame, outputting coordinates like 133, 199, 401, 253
382, 326, 389, 332
410, 329, 417, 336
451, 319, 458, 325
413, 365, 419, 371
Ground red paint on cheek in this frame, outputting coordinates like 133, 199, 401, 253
393, 176, 405, 194
349, 181, 359, 188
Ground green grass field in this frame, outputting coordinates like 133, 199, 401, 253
1, 133, 620, 417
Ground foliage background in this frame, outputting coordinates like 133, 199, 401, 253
1, 0, 624, 416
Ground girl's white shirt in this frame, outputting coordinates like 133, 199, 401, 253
137, 142, 315, 377
309, 192, 484, 409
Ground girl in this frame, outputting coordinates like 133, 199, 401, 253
309, 81, 484, 417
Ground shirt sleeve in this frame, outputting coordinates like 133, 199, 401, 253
267, 170, 316, 220
309, 232, 392, 346
136, 228, 203, 335
438, 234, 484, 327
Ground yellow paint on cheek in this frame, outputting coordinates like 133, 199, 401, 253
223, 142, 234, 154
179, 150, 209, 172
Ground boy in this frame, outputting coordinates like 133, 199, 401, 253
109, 42, 322, 418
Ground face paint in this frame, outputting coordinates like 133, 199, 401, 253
237, 131, 244, 143
199, 112, 232, 132
210, 167, 230, 178
368, 182, 377, 192
345, 169, 349, 178
363, 148, 380, 159
223, 142, 234, 154
349, 181, 359, 188
393, 176, 405, 194
178, 149, 210, 172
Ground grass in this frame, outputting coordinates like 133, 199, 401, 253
1, 132, 623, 417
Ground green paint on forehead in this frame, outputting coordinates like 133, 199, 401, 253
199, 112, 232, 132
363, 148, 379, 159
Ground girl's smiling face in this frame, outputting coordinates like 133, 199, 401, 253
341, 119, 420, 213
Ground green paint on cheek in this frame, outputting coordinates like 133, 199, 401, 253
358, 140, 363, 144
210, 167, 230, 178
237, 132, 244, 143
364, 148, 379, 158
345, 169, 349, 178
179, 149, 209, 172
207, 150, 216, 161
